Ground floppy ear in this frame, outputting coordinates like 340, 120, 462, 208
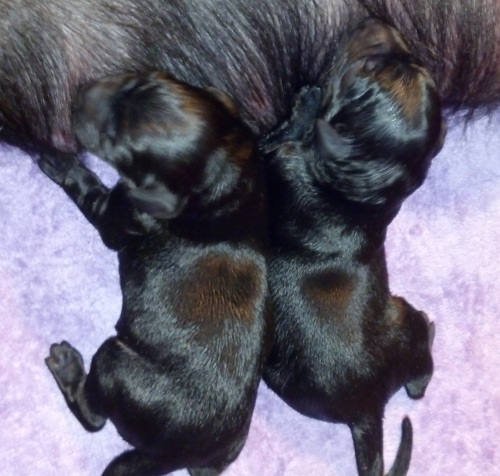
126, 184, 186, 219
206, 86, 239, 116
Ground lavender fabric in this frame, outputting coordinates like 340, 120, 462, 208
1, 111, 499, 475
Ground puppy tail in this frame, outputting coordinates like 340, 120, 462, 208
385, 416, 413, 476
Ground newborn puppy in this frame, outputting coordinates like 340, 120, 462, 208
262, 19, 445, 476
39, 72, 270, 476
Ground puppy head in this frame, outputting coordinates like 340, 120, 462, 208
72, 72, 255, 219
317, 19, 446, 209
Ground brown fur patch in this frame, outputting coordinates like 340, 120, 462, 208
301, 271, 356, 322
175, 254, 264, 323
376, 66, 427, 123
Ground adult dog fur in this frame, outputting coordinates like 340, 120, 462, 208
0, 0, 499, 153
261, 19, 444, 476
40, 72, 270, 476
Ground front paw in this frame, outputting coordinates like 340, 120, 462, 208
45, 341, 86, 401
38, 151, 82, 184
261, 86, 322, 152
282, 86, 322, 143
293, 85, 322, 120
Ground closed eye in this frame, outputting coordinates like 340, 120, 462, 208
332, 122, 350, 137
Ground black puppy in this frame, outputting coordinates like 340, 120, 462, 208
262, 19, 445, 476
40, 72, 270, 476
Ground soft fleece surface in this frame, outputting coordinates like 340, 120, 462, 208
1, 110, 499, 476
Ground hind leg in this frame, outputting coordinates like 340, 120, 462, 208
350, 414, 412, 476
188, 466, 227, 476
187, 431, 247, 476
102, 449, 174, 476
103, 449, 231, 476
350, 414, 384, 476
405, 319, 435, 399
45, 341, 106, 432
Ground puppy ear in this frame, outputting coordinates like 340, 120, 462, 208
126, 184, 185, 219
206, 86, 239, 116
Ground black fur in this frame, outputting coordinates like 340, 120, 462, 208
1, 0, 499, 153
41, 72, 270, 476
261, 19, 442, 476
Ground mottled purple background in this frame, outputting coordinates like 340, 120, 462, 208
1, 111, 499, 475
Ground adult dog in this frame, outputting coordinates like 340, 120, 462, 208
0, 0, 499, 153
40, 72, 270, 476
261, 19, 445, 476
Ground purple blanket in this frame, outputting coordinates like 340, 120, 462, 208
1, 110, 499, 475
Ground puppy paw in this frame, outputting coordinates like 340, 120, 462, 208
286, 85, 322, 139
405, 373, 432, 399
38, 151, 81, 184
45, 341, 86, 401
294, 85, 322, 117
261, 85, 322, 151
